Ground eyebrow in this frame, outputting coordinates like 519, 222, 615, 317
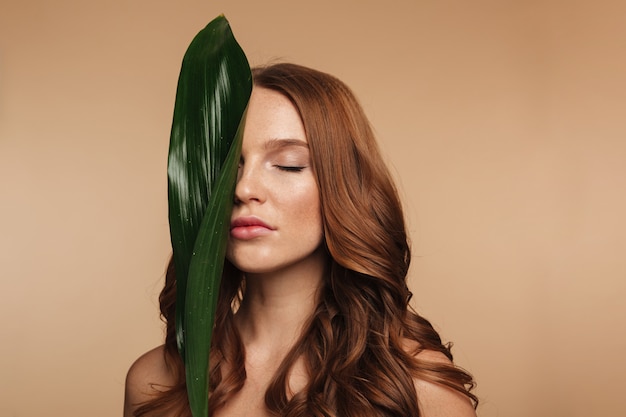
263, 138, 309, 151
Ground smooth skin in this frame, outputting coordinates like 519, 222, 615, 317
124, 88, 477, 417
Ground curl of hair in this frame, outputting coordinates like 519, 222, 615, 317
134, 63, 477, 417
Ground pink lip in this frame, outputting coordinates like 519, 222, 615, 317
230, 216, 274, 240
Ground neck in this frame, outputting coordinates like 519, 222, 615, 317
234, 247, 327, 352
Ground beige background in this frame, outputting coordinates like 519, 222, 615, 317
1, 1, 625, 416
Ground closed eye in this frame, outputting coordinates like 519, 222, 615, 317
275, 165, 305, 172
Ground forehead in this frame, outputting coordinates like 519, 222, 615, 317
244, 87, 307, 145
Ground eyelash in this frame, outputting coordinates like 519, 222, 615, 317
275, 165, 305, 172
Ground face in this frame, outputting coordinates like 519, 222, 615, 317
227, 87, 324, 276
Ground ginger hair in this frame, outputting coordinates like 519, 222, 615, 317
134, 63, 477, 417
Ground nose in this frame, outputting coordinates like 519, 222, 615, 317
233, 161, 265, 205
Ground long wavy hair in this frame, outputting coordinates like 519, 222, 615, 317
135, 63, 477, 417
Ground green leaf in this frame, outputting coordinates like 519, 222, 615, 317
167, 15, 251, 417
184, 119, 244, 417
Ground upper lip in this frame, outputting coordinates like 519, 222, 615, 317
230, 216, 274, 230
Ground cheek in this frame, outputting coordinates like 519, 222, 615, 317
287, 185, 323, 237
284, 180, 320, 213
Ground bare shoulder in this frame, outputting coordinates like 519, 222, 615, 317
413, 349, 477, 417
124, 345, 176, 417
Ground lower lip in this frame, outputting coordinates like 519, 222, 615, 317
230, 225, 273, 240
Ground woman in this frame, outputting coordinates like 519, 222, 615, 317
124, 63, 478, 417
